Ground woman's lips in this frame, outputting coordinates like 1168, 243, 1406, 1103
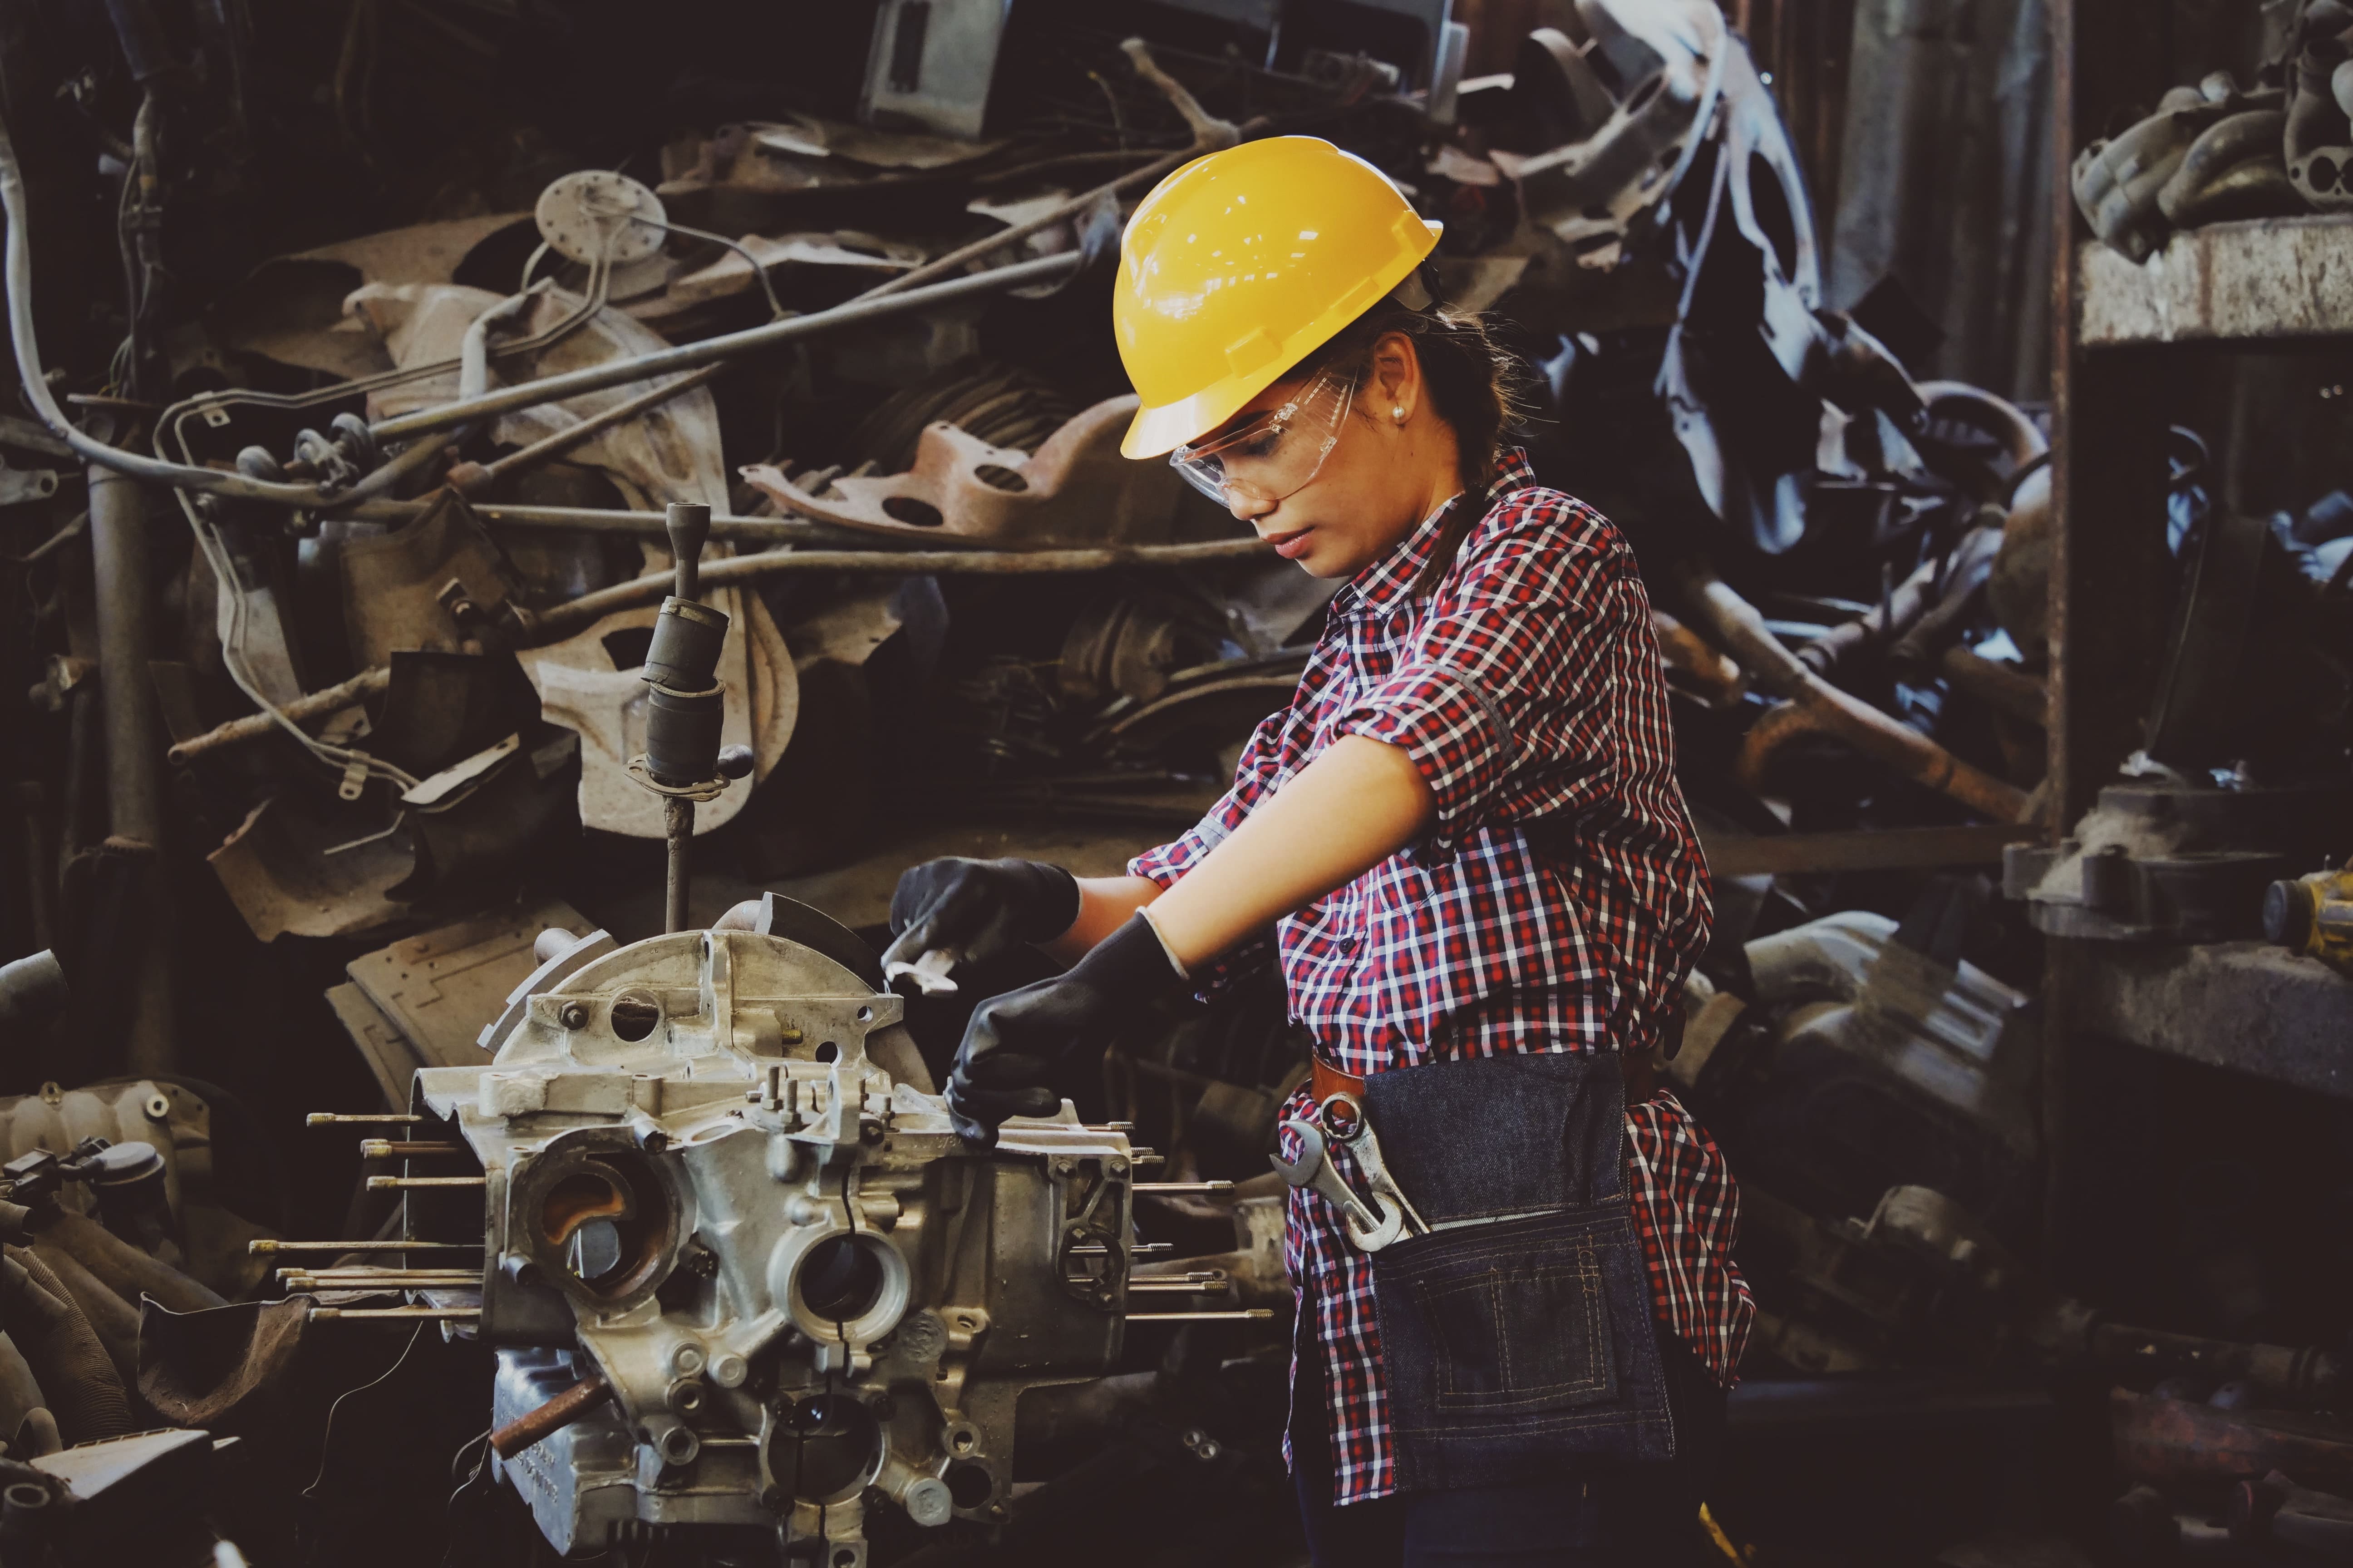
1265, 526, 1314, 560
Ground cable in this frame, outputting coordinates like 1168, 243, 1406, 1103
303, 1322, 424, 1503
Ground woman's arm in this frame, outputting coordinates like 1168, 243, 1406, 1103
1143, 735, 1434, 970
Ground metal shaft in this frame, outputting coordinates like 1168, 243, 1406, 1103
664, 796, 693, 935
491, 1374, 613, 1459
368, 251, 1081, 442
251, 1240, 481, 1254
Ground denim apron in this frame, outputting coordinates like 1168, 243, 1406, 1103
1359, 1050, 1674, 1490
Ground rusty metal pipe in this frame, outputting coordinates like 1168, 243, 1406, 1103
166, 666, 390, 766
490, 1374, 613, 1459
1677, 565, 2033, 822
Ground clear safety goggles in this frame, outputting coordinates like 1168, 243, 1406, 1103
1170, 367, 1357, 507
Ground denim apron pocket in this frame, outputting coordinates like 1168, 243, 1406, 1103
1361, 1051, 1674, 1491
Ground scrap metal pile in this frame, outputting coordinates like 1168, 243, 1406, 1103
3, 0, 2349, 1564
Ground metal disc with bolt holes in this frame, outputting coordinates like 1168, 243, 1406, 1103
535, 170, 668, 267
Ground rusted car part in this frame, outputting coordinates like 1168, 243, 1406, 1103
1677, 890, 2038, 1224
2112, 1388, 2353, 1492
1739, 1180, 2347, 1416
344, 290, 798, 840
2074, 74, 2299, 260
1987, 463, 2054, 662
155, 535, 1272, 770
848, 362, 1077, 473
1488, 3, 1727, 271
366, 251, 1078, 446
1675, 566, 2032, 822
2287, 2, 2353, 210
2161, 109, 2298, 227
741, 396, 1187, 546
2003, 777, 2353, 942
2073, 88, 2238, 261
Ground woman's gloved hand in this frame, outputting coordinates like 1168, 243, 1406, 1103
879, 858, 1081, 983
946, 914, 1187, 1146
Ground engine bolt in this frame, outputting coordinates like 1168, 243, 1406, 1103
1050, 1157, 1076, 1178
672, 1343, 706, 1376
559, 1002, 590, 1030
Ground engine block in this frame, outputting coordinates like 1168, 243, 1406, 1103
411, 919, 1138, 1559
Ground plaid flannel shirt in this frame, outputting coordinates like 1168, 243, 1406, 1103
1130, 450, 1753, 1505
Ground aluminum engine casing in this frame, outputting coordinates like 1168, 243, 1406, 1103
414, 927, 1136, 1560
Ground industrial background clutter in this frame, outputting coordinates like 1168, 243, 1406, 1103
0, 0, 2348, 1564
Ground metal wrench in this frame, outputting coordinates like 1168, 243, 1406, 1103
1271, 1119, 1403, 1252
1335, 1115, 1428, 1239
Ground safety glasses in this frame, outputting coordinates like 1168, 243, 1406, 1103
1170, 367, 1356, 507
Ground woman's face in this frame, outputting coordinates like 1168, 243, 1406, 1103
1190, 332, 1463, 580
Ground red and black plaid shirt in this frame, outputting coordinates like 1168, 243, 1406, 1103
1130, 450, 1753, 1504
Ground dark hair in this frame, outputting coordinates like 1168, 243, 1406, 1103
1292, 290, 1536, 498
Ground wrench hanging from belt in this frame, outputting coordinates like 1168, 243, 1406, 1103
1270, 1087, 1428, 1253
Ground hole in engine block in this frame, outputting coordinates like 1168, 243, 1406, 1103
945, 1460, 993, 1509
610, 991, 662, 1042
774, 1394, 882, 1502
797, 1234, 886, 1321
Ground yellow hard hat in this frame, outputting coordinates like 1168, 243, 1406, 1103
1114, 136, 1443, 459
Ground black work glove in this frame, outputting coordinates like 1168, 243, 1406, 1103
945, 914, 1188, 1147
880, 857, 1081, 982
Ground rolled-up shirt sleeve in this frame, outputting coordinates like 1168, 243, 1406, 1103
1333, 540, 1619, 839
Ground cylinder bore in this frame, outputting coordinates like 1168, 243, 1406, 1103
517, 1145, 679, 1309
797, 1235, 886, 1322
770, 1394, 882, 1503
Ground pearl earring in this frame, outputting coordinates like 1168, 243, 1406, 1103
1391, 406, 1405, 422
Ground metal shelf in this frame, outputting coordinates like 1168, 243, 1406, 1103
2078, 215, 2353, 348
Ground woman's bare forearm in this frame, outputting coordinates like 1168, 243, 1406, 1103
1146, 736, 1433, 969
1040, 875, 1164, 964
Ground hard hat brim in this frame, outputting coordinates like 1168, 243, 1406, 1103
1119, 217, 1444, 461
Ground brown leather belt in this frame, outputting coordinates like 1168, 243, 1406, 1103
1311, 1050, 1657, 1107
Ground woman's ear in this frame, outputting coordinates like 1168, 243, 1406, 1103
1368, 331, 1422, 424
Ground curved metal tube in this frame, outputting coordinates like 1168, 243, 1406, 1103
1916, 381, 2048, 468
1675, 565, 2033, 823
0, 110, 430, 507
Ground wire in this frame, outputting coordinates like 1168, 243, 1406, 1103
303, 1322, 424, 1503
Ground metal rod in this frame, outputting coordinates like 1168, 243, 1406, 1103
1128, 1278, 1230, 1293
282, 1275, 483, 1287
306, 1307, 480, 1321
171, 668, 391, 766
307, 1112, 422, 1126
523, 536, 1270, 644
250, 1239, 482, 1254
1123, 1310, 1274, 1322
663, 796, 693, 936
346, 499, 845, 542
491, 1374, 613, 1460
279, 1266, 483, 1278
1067, 1242, 1171, 1255
369, 251, 1083, 442
365, 1175, 486, 1190
1132, 1182, 1235, 1194
359, 1140, 464, 1159
452, 367, 719, 495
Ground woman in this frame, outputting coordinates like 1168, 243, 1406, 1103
883, 136, 1752, 1565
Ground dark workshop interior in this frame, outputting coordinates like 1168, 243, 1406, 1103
2, 0, 2353, 1563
